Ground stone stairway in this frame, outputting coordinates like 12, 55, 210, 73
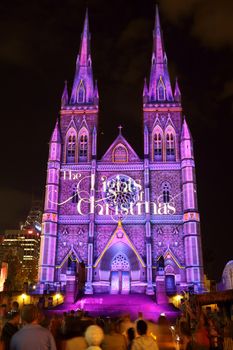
74, 294, 179, 321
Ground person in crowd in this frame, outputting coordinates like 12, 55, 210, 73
193, 312, 210, 350
49, 314, 63, 350
0, 312, 20, 350
101, 318, 127, 350
120, 314, 134, 336
85, 324, 104, 350
176, 312, 189, 337
63, 318, 94, 350
208, 318, 223, 350
156, 314, 176, 350
127, 327, 135, 350
132, 319, 158, 350
180, 323, 198, 350
61, 312, 67, 335
10, 304, 56, 350
0, 305, 8, 336
223, 317, 233, 350
10, 303, 19, 314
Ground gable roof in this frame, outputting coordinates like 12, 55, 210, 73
100, 133, 141, 162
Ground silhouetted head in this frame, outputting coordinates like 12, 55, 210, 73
127, 327, 135, 341
137, 320, 148, 336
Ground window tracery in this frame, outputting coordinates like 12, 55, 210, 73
111, 254, 130, 271
154, 132, 162, 160
66, 131, 76, 163
77, 81, 85, 103
78, 128, 88, 162
157, 77, 166, 101
113, 144, 128, 162
165, 127, 176, 161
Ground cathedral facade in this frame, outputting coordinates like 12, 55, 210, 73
39, 8, 204, 296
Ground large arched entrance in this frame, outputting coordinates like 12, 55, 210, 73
110, 253, 130, 294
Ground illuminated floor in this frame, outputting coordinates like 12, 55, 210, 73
56, 294, 180, 321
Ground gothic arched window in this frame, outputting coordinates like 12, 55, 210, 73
113, 144, 128, 162
154, 132, 162, 161
78, 129, 88, 162
166, 132, 175, 160
162, 182, 171, 203
158, 86, 165, 100
157, 77, 166, 101
66, 131, 76, 163
77, 81, 85, 103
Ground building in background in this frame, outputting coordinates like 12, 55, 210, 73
2, 229, 40, 278
22, 199, 43, 233
0, 200, 42, 290
39, 8, 204, 297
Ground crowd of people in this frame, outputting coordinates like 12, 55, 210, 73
0, 299, 232, 350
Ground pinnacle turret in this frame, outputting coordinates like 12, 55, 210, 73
174, 78, 181, 102
181, 117, 192, 141
61, 81, 68, 107
50, 119, 61, 143
94, 80, 99, 103
143, 78, 149, 103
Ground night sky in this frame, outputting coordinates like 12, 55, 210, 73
0, 0, 232, 281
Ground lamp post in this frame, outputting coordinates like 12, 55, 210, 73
21, 293, 26, 305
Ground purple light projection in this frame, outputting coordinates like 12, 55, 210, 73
38, 6, 204, 305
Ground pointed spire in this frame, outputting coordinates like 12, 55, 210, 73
148, 5, 173, 103
70, 9, 95, 105
153, 5, 164, 64
143, 78, 149, 103
94, 80, 99, 102
181, 117, 192, 140
79, 8, 91, 66
143, 78, 148, 96
50, 119, 61, 143
174, 78, 181, 102
61, 80, 68, 107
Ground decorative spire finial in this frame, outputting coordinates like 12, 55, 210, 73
174, 78, 181, 102
61, 80, 68, 107
118, 125, 123, 135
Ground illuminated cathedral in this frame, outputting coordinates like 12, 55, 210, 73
38, 8, 204, 297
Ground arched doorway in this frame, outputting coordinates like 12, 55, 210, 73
110, 253, 130, 294
165, 274, 176, 295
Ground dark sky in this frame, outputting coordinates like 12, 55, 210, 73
0, 0, 232, 281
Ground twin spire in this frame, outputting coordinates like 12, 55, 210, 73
62, 9, 98, 107
61, 7, 181, 108
144, 5, 181, 104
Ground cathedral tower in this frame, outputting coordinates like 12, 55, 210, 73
39, 10, 98, 294
143, 6, 204, 292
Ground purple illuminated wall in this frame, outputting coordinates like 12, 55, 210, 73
39, 7, 204, 296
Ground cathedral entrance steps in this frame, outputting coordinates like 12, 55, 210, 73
73, 294, 180, 321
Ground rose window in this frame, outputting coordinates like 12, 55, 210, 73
103, 174, 140, 210
111, 254, 130, 271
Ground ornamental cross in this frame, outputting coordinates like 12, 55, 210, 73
118, 125, 123, 134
